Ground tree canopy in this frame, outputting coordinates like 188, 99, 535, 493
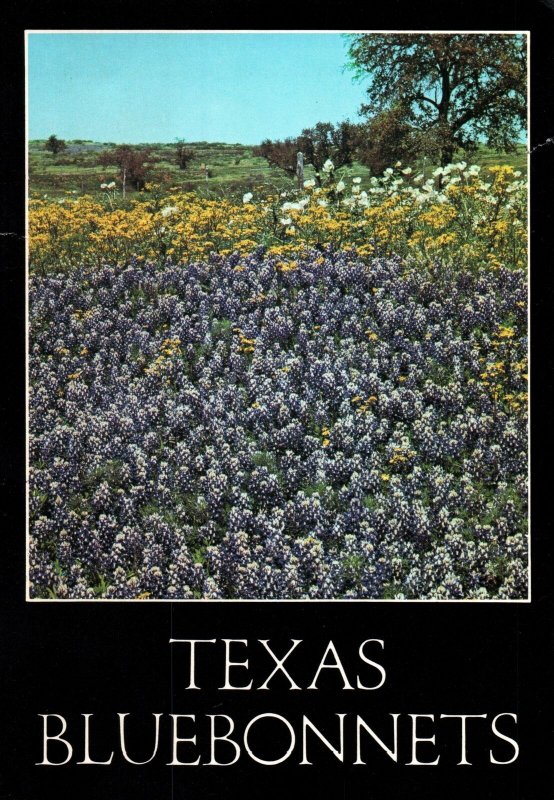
254, 121, 357, 185
98, 145, 156, 191
297, 122, 357, 179
175, 140, 195, 170
353, 107, 427, 175
45, 135, 66, 155
347, 33, 527, 165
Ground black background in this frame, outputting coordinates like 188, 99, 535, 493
1, 2, 552, 798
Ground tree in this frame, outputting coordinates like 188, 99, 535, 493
253, 137, 298, 176
45, 135, 66, 155
354, 108, 419, 174
347, 33, 527, 166
98, 145, 156, 193
254, 121, 357, 185
175, 140, 195, 170
298, 121, 357, 183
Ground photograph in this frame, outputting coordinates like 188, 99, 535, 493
27, 31, 529, 601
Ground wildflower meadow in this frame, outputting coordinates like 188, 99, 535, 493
28, 160, 528, 600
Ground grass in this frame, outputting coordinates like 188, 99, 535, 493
29, 139, 296, 200
28, 139, 528, 201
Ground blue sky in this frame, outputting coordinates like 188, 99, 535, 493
27, 33, 368, 144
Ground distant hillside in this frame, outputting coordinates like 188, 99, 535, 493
28, 139, 527, 200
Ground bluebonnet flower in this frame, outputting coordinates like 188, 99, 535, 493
29, 249, 527, 599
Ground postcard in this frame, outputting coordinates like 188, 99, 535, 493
1, 4, 551, 797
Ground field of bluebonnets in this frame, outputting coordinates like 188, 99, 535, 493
28, 160, 528, 599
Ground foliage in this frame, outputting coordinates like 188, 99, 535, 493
175, 140, 195, 170
354, 106, 434, 174
28, 137, 527, 200
28, 249, 528, 599
98, 145, 156, 191
45, 134, 66, 155
346, 33, 527, 166
253, 137, 298, 175
297, 122, 358, 182
29, 162, 527, 273
254, 121, 357, 184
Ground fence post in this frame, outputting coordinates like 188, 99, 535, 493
296, 151, 304, 190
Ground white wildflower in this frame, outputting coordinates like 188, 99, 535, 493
242, 192, 253, 204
